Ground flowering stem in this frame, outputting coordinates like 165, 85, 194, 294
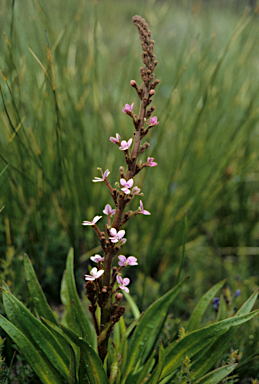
83, 15, 159, 363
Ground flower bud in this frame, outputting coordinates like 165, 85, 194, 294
130, 80, 137, 87
115, 293, 123, 301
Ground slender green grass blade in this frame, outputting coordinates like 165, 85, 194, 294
175, 213, 187, 285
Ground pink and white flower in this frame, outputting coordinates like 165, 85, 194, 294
149, 116, 159, 126
139, 200, 151, 215
109, 228, 126, 243
132, 186, 141, 195
120, 178, 134, 194
103, 204, 116, 216
110, 133, 121, 145
118, 255, 138, 267
146, 157, 157, 167
122, 103, 134, 114
116, 275, 130, 293
119, 138, 133, 151
93, 169, 110, 182
90, 254, 104, 263
82, 215, 102, 226
85, 267, 104, 281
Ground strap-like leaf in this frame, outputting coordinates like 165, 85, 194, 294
2, 288, 70, 381
193, 364, 237, 384
146, 342, 165, 384
60, 248, 96, 349
185, 289, 259, 380
125, 349, 156, 384
23, 254, 72, 357
123, 291, 141, 320
60, 323, 110, 384
0, 315, 64, 384
162, 310, 259, 379
186, 279, 226, 332
69, 343, 78, 384
24, 254, 58, 325
122, 276, 189, 382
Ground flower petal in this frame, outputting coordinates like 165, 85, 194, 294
127, 256, 138, 266
117, 230, 125, 239
116, 275, 123, 285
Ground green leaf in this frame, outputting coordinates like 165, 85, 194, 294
2, 281, 11, 292
175, 213, 187, 285
118, 315, 129, 375
109, 344, 120, 384
60, 323, 110, 384
23, 254, 72, 357
193, 364, 237, 384
123, 291, 141, 320
0, 315, 64, 384
122, 276, 189, 382
187, 289, 259, 380
186, 279, 226, 332
24, 254, 58, 326
69, 343, 78, 384
235, 289, 258, 316
125, 349, 156, 384
61, 248, 96, 349
2, 288, 70, 381
162, 310, 259, 379
146, 342, 165, 384
216, 293, 228, 321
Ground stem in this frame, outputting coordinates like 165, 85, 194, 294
127, 92, 149, 179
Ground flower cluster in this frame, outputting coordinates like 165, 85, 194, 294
82, 14, 160, 361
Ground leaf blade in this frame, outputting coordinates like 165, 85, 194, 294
0, 315, 64, 384
122, 276, 189, 381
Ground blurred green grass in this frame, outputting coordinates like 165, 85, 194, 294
1, 0, 259, 307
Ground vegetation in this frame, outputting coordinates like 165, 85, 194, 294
1, 0, 259, 381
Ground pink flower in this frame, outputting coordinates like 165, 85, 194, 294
82, 215, 102, 226
116, 275, 130, 293
93, 169, 110, 182
85, 267, 104, 281
118, 255, 138, 267
149, 116, 159, 126
132, 186, 141, 195
90, 254, 104, 263
119, 138, 133, 151
109, 228, 126, 243
139, 200, 151, 215
146, 157, 157, 167
122, 103, 134, 114
110, 133, 121, 145
103, 204, 116, 216
120, 178, 134, 194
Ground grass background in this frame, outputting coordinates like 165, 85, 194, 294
1, 0, 259, 379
